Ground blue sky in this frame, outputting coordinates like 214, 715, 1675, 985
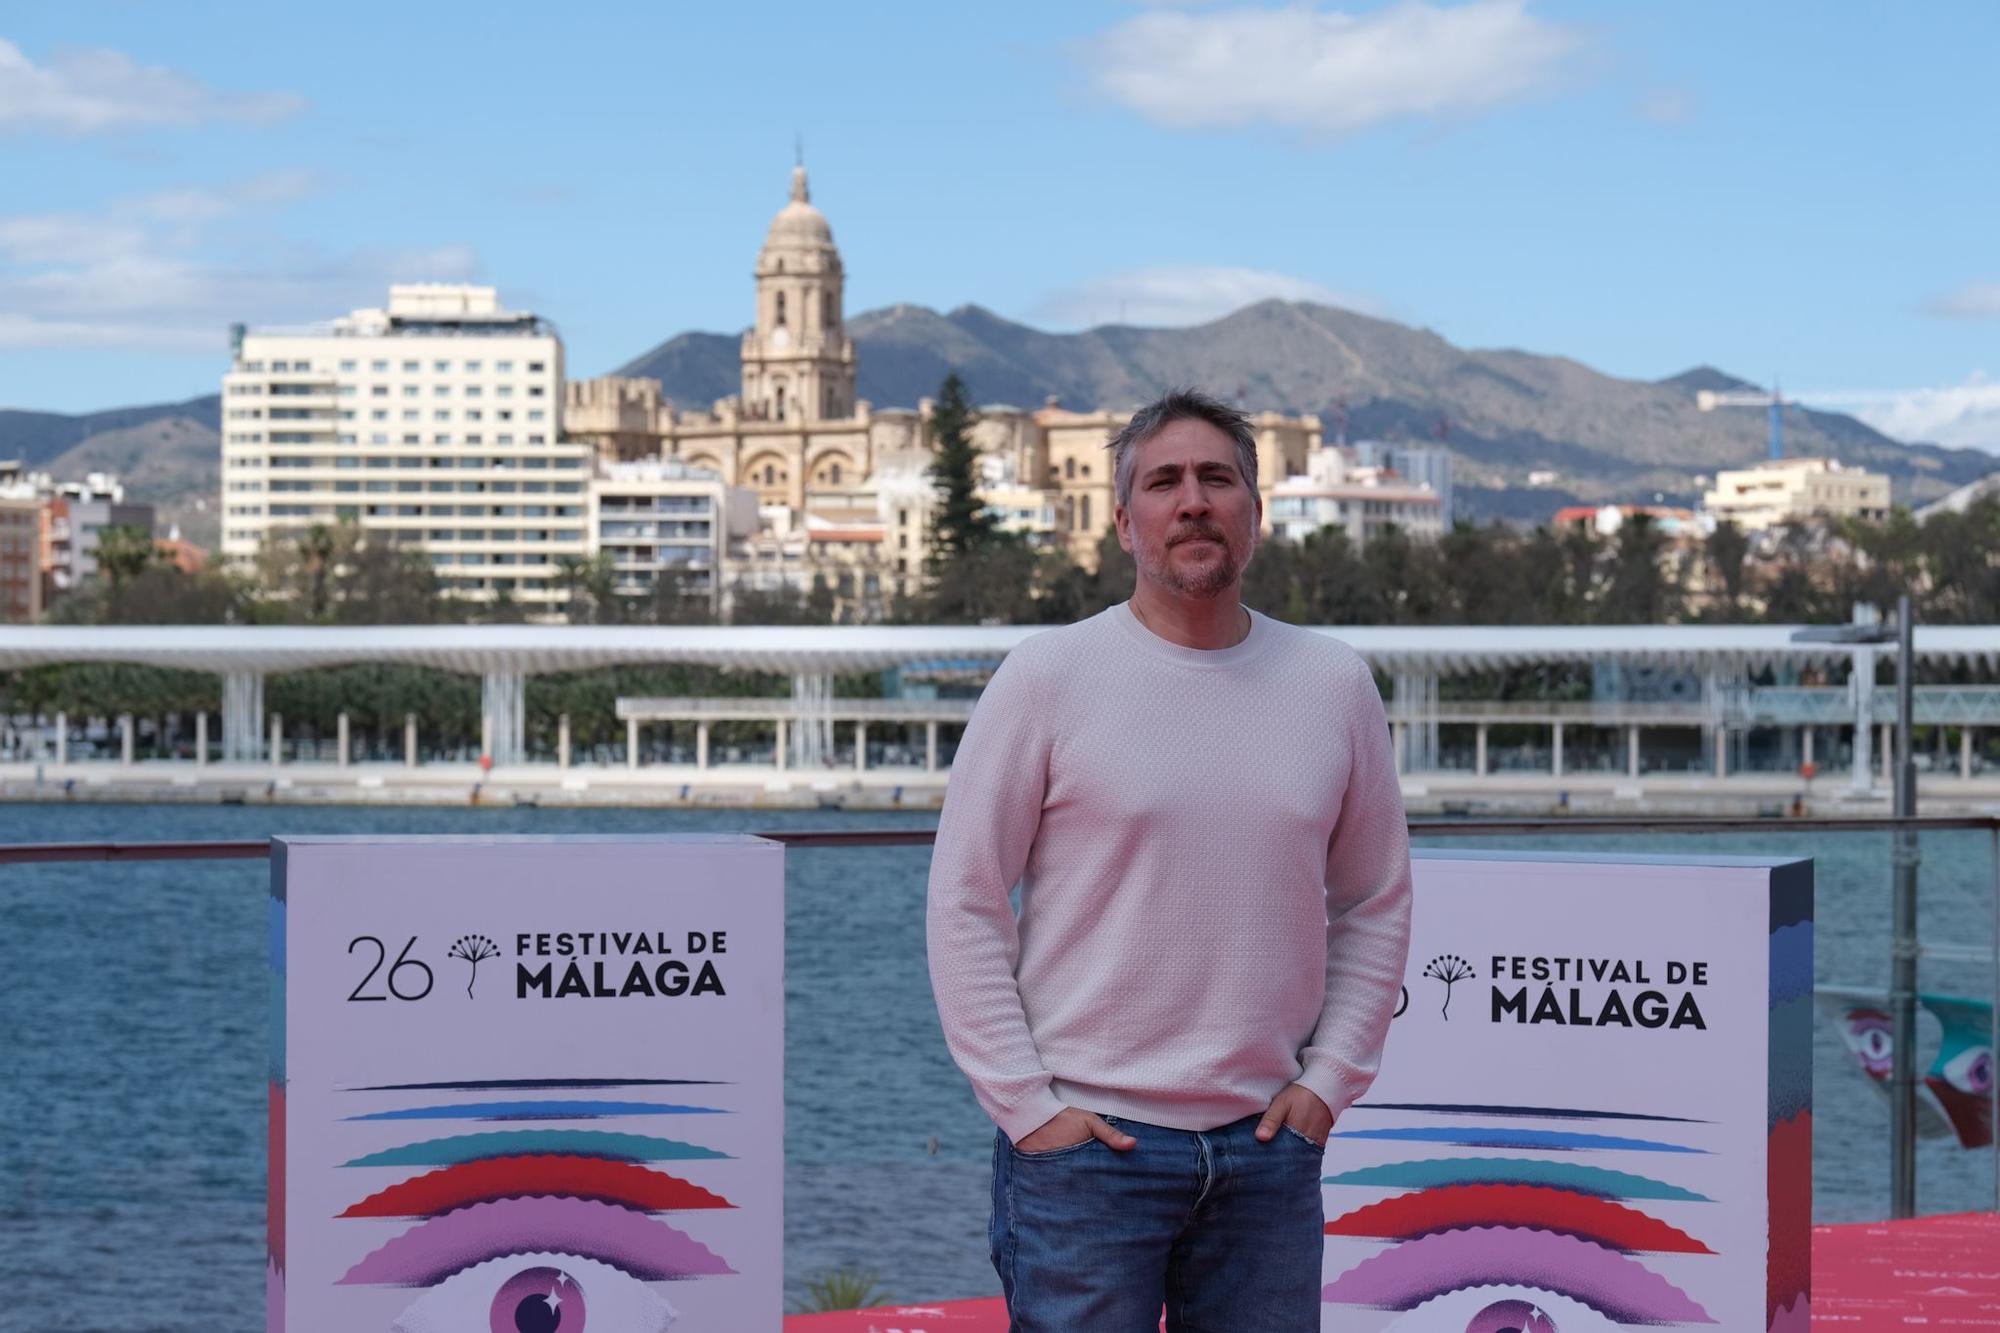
2, 1, 1997, 446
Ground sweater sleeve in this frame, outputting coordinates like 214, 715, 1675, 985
1294, 657, 1414, 1120
926, 649, 1068, 1144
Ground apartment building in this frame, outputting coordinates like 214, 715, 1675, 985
220, 284, 588, 610
1267, 446, 1445, 546
590, 460, 758, 610
1702, 457, 1892, 532
0, 493, 43, 622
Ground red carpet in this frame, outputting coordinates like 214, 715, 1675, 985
784, 1215, 2000, 1331
1813, 1213, 2000, 1328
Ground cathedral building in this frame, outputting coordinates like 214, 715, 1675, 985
564, 165, 1336, 594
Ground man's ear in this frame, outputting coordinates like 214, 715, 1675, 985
1114, 504, 1134, 554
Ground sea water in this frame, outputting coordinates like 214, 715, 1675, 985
0, 803, 1993, 1326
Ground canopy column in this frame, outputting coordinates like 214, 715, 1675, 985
1851, 644, 1877, 795
221, 670, 265, 763
482, 668, 526, 767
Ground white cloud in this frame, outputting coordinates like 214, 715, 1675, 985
0, 38, 303, 134
1827, 376, 2000, 453
1031, 264, 1379, 328
0, 176, 477, 351
1080, 0, 1584, 137
1927, 282, 2000, 321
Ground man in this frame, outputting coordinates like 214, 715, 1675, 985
927, 388, 1413, 1331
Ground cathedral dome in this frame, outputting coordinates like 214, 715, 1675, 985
764, 166, 834, 249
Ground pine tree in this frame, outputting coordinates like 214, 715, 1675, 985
925, 372, 993, 571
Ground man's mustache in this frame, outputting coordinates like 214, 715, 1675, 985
1169, 524, 1229, 547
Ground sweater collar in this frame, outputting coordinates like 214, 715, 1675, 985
1114, 600, 1275, 670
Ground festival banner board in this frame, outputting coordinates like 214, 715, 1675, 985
1319, 850, 1811, 1333
269, 835, 784, 1333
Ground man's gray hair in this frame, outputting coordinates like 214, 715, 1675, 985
1108, 388, 1259, 508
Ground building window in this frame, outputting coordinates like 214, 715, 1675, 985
1065, 458, 1076, 480
775, 292, 787, 327
775, 385, 786, 421
1080, 495, 1091, 530
527, 361, 545, 372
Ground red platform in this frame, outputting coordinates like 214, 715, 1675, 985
784, 1215, 2000, 1331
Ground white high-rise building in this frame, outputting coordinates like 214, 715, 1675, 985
220, 284, 589, 610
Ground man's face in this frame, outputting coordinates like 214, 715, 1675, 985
1114, 417, 1260, 600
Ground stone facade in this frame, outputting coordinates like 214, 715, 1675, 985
563, 166, 1346, 583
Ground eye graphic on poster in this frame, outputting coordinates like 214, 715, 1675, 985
1373, 1288, 1618, 1332
385, 1254, 679, 1333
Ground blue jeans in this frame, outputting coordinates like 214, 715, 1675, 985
989, 1111, 1325, 1332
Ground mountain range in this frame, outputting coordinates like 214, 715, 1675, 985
5, 300, 1992, 550
619, 299, 1996, 521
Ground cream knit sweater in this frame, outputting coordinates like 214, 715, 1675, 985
927, 602, 1414, 1144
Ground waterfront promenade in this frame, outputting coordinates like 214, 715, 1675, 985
11, 753, 2000, 815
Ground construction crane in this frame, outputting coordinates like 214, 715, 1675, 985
1696, 381, 1793, 461
1695, 382, 1909, 461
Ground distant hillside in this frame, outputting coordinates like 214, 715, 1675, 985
0, 396, 221, 548
616, 300, 1997, 520
21, 299, 2000, 542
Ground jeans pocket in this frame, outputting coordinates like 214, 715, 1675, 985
1278, 1123, 1326, 1151
1009, 1136, 1097, 1162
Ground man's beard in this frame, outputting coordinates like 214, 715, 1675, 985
1137, 527, 1246, 598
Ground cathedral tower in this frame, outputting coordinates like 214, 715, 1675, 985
741, 165, 856, 423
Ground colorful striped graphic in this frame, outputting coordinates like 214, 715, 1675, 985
339, 1196, 736, 1286
343, 1129, 730, 1169
1325, 1182, 1713, 1254
339, 1154, 734, 1218
1331, 1125, 1703, 1154
1322, 1156, 1712, 1203
1321, 1225, 1716, 1324
345, 1098, 724, 1122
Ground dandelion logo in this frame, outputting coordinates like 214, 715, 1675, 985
448, 933, 501, 999
1423, 953, 1475, 1020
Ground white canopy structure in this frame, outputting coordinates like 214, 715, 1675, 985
5, 622, 1997, 779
